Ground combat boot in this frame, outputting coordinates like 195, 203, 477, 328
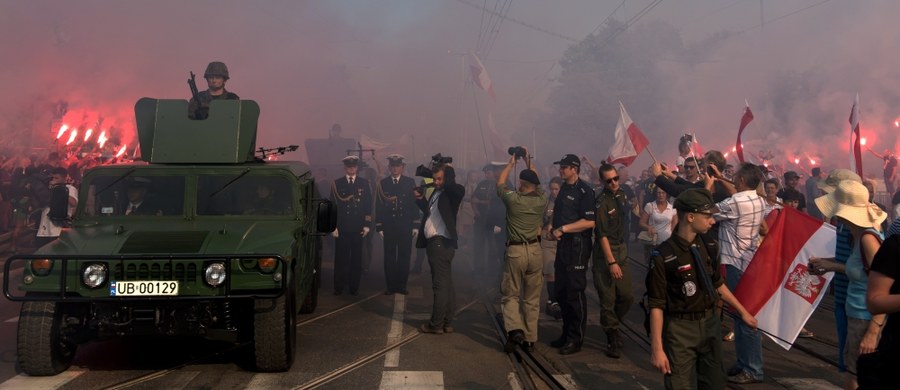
605, 330, 621, 359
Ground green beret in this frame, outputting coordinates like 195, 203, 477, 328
674, 188, 714, 213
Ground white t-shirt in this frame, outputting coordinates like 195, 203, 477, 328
37, 184, 78, 238
643, 201, 676, 244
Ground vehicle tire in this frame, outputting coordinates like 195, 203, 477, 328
298, 269, 319, 314
17, 301, 77, 376
253, 286, 296, 372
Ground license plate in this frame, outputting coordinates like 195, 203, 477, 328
110, 281, 179, 296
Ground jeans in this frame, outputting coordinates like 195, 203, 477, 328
725, 265, 764, 380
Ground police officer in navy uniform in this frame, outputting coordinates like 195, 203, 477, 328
548, 154, 596, 355
330, 155, 373, 295
376, 154, 419, 295
646, 188, 757, 389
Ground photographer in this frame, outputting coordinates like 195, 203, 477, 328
35, 167, 77, 248
496, 148, 547, 353
415, 154, 466, 334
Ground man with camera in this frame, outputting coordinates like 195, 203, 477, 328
496, 147, 547, 353
549, 154, 596, 355
415, 154, 466, 334
35, 167, 78, 248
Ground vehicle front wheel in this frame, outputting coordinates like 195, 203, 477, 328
252, 287, 296, 372
17, 301, 77, 376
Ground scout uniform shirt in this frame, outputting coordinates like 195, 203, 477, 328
595, 187, 627, 245
646, 234, 722, 316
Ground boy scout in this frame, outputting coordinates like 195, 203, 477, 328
646, 189, 758, 389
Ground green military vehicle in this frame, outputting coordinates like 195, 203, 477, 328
3, 99, 336, 376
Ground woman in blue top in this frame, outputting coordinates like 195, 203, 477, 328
811, 180, 886, 390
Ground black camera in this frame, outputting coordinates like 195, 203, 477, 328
508, 146, 526, 159
415, 164, 433, 178
431, 153, 453, 165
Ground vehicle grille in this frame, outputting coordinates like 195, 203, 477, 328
112, 261, 199, 284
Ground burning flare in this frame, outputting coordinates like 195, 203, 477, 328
97, 131, 108, 148
56, 124, 69, 140
115, 144, 127, 158
66, 129, 79, 145
84, 128, 93, 142
794, 158, 800, 164
861, 137, 867, 146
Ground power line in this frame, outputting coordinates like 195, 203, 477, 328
736, 0, 833, 34
482, 0, 513, 59
453, 0, 580, 43
591, 0, 629, 35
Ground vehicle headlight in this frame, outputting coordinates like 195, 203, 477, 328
31, 259, 53, 276
82, 264, 108, 288
205, 262, 226, 287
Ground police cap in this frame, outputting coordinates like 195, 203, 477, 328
673, 188, 715, 213
553, 154, 581, 168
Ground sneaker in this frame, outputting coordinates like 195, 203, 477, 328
727, 371, 762, 384
418, 323, 443, 335
723, 330, 735, 342
798, 328, 814, 338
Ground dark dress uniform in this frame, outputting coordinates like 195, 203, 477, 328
551, 158, 595, 351
646, 191, 725, 390
594, 186, 634, 349
330, 171, 372, 295
376, 157, 419, 294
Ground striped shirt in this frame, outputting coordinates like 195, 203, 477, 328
832, 222, 852, 306
715, 190, 766, 271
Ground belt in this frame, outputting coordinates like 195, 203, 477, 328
506, 237, 540, 246
668, 309, 713, 321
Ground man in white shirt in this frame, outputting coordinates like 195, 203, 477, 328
712, 163, 766, 384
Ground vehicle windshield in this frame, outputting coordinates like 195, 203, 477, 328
81, 174, 186, 217
198, 174, 293, 216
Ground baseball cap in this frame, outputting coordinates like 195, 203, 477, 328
553, 154, 580, 168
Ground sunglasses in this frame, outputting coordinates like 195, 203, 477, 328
605, 176, 620, 184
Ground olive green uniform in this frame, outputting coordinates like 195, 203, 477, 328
593, 187, 633, 333
188, 90, 240, 120
647, 233, 725, 390
497, 183, 547, 342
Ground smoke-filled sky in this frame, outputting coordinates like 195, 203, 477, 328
2, 0, 899, 179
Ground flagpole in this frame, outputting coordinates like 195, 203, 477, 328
645, 145, 659, 163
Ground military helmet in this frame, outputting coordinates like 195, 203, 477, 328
204, 61, 230, 80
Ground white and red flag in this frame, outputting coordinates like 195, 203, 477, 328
732, 207, 836, 350
469, 53, 496, 101
849, 93, 863, 177
607, 102, 650, 167
736, 101, 753, 163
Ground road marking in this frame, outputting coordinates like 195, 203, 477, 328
507, 372, 523, 390
0, 370, 85, 389
378, 371, 443, 389
4, 317, 17, 323
776, 377, 842, 389
384, 294, 406, 367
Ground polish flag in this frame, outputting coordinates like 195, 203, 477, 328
736, 102, 753, 163
469, 53, 497, 101
607, 102, 650, 167
733, 207, 836, 350
849, 94, 863, 177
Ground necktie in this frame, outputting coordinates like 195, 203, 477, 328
689, 245, 718, 304
349, 177, 354, 185
393, 178, 398, 185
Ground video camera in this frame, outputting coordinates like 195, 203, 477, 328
415, 153, 454, 179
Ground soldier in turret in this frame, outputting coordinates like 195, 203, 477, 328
188, 61, 240, 120
330, 155, 373, 295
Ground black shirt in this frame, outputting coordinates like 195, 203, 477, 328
552, 179, 595, 237
870, 235, 900, 345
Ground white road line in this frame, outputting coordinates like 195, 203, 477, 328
0, 370, 85, 389
4, 317, 17, 323
378, 371, 443, 389
384, 294, 406, 368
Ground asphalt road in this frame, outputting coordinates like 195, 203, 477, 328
0, 239, 849, 389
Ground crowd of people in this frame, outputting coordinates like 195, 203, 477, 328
391, 138, 900, 389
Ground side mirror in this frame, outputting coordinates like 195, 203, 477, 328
315, 199, 337, 234
47, 186, 70, 222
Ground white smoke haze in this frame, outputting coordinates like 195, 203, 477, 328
1, 0, 898, 180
